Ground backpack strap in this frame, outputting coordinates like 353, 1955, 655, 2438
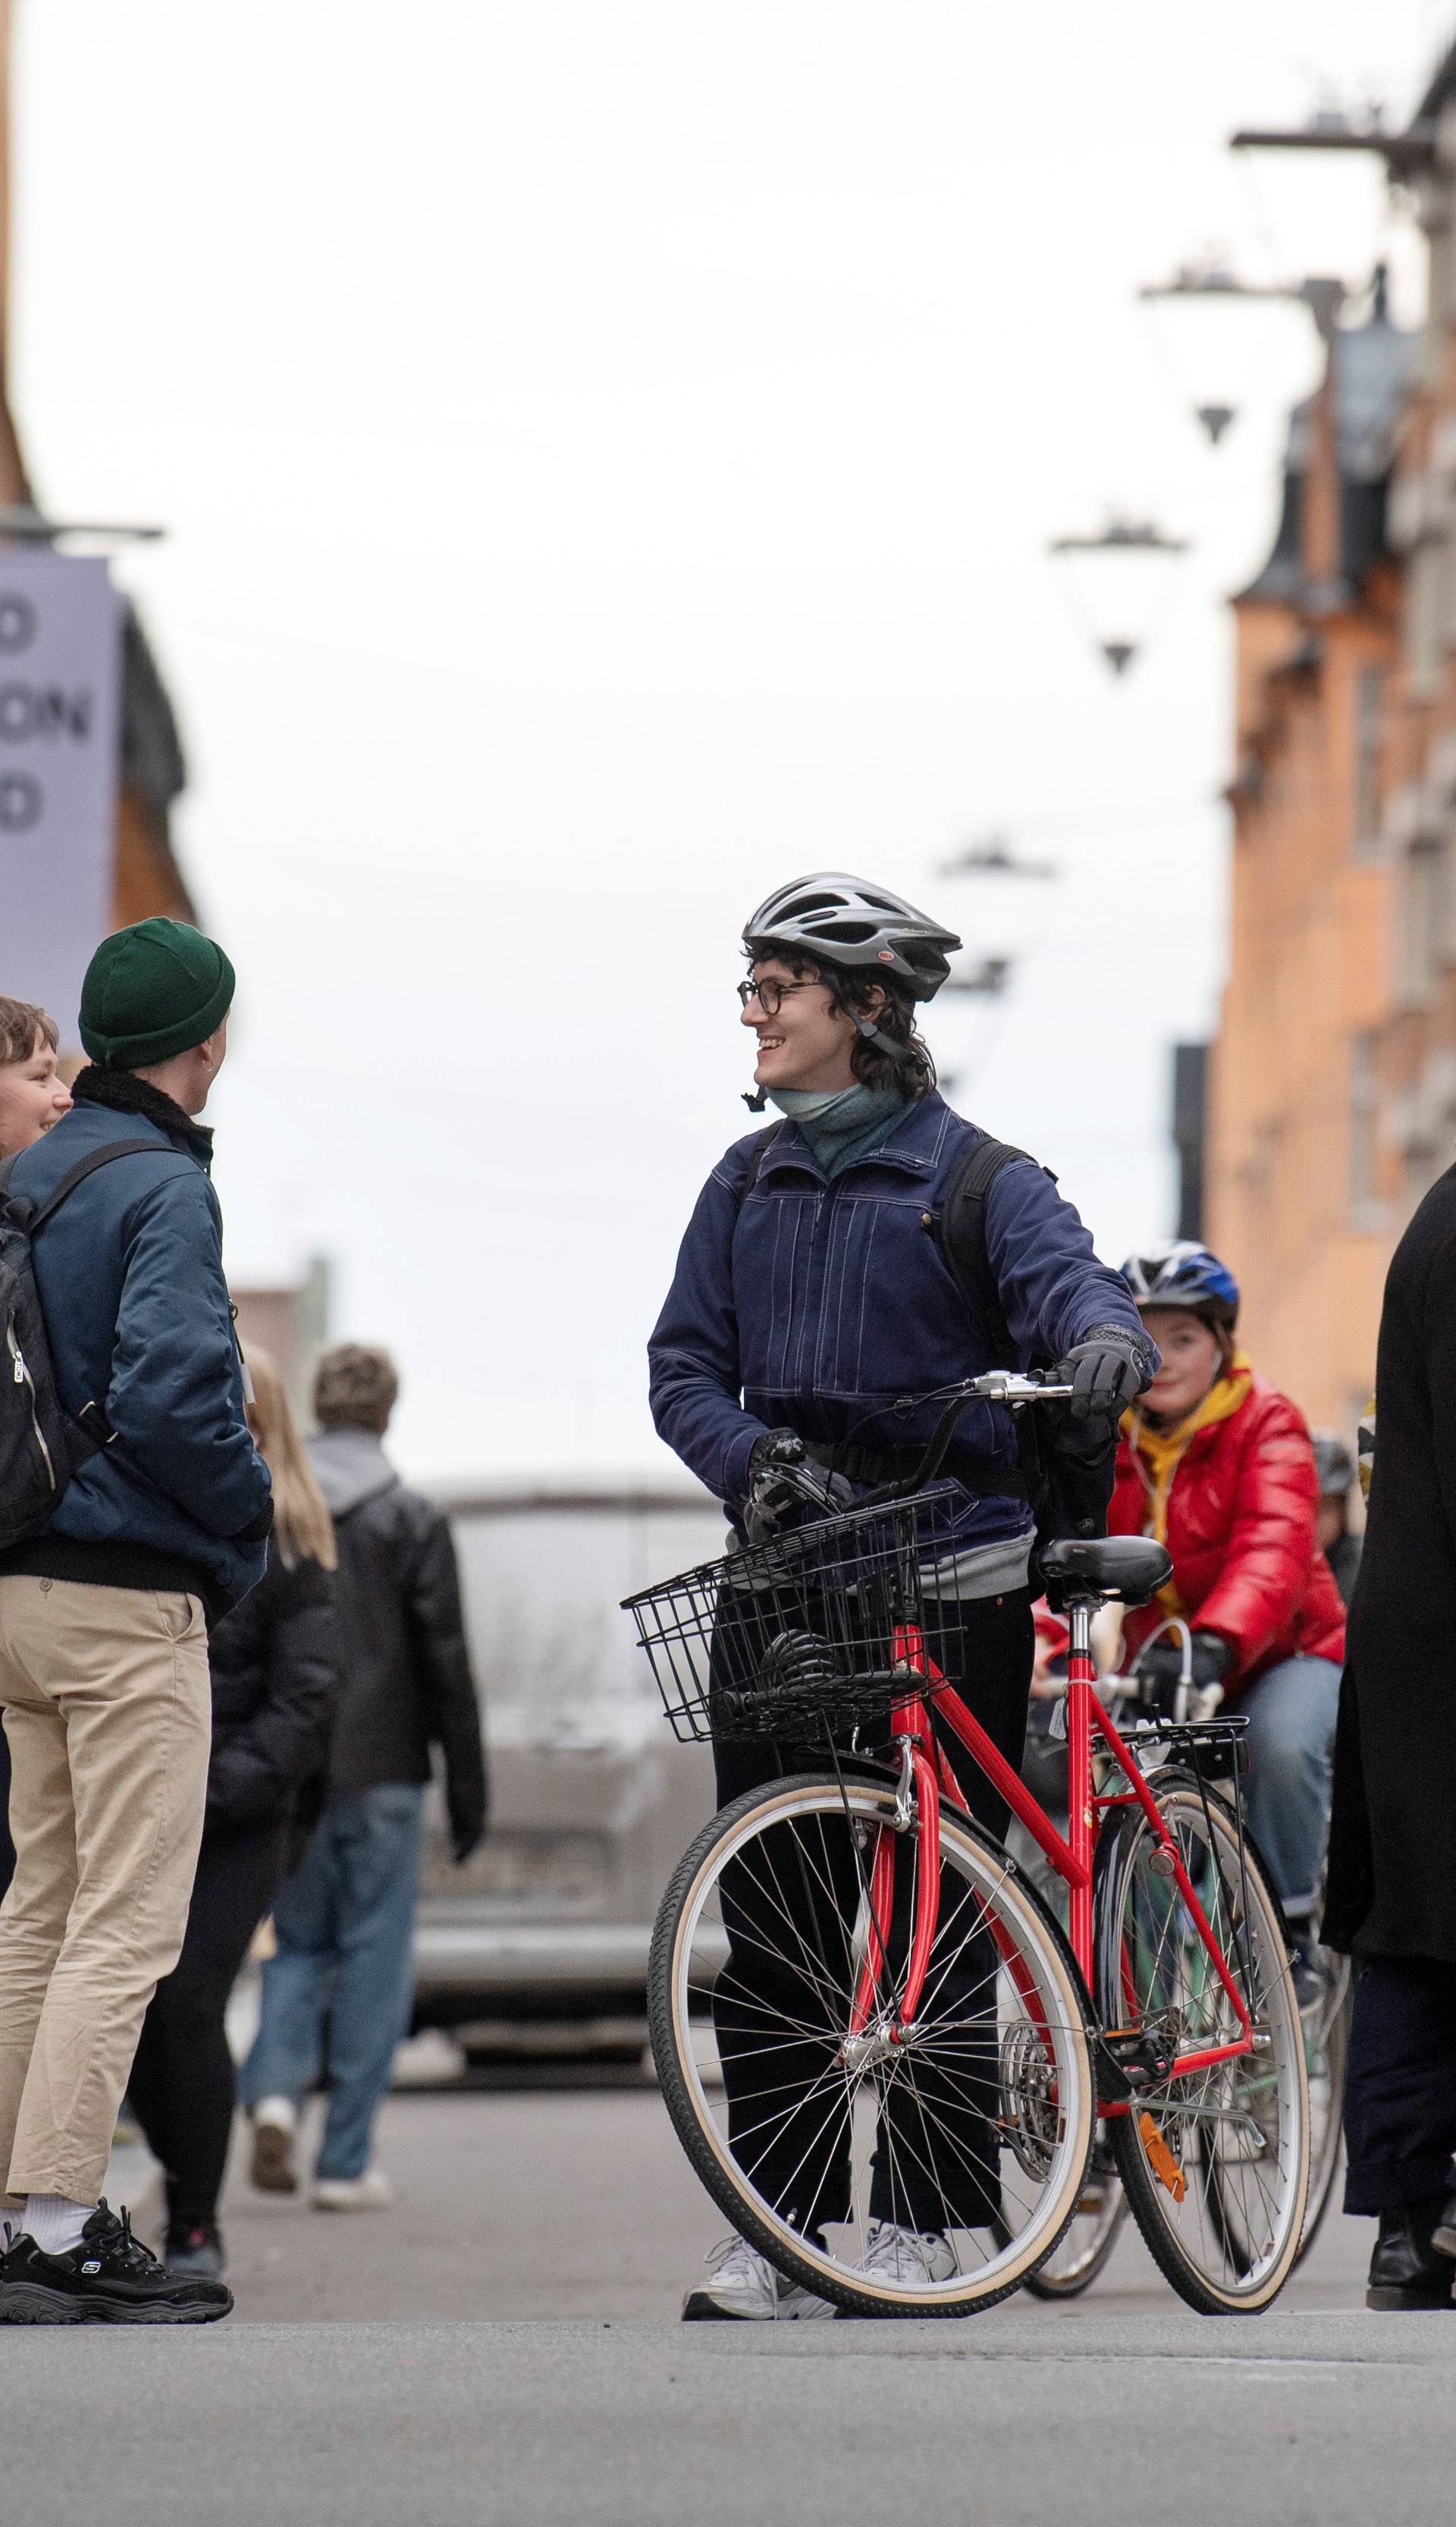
731, 1120, 787, 1213
933, 1135, 1057, 1369
2, 1140, 172, 1233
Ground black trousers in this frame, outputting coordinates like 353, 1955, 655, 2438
711, 1587, 1034, 2234
1342, 1954, 1456, 2215
127, 1816, 289, 2230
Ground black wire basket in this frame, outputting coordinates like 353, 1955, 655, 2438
621, 1486, 969, 1744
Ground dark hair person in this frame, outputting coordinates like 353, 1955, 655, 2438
647, 871, 1156, 2321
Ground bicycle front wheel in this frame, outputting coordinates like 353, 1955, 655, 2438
1094, 1771, 1309, 2313
649, 1772, 1095, 2317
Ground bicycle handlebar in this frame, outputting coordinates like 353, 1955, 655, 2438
856, 1370, 1078, 1506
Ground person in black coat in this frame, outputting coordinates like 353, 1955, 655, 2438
239, 1344, 487, 2210
127, 1350, 339, 2281
1326, 1167, 1456, 2308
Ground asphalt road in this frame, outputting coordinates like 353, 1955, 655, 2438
7, 2077, 1454, 2527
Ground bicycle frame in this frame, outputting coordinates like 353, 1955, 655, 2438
846, 1597, 1254, 2117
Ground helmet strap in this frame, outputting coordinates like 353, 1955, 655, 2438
742, 1085, 769, 1112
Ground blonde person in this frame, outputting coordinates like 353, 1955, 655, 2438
127, 1350, 339, 2282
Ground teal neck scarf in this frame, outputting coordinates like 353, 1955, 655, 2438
767, 1081, 909, 1179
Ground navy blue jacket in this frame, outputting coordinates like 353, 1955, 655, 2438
7, 1098, 272, 1611
649, 1094, 1146, 1549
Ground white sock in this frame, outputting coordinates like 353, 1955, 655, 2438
253, 2095, 296, 2133
23, 2193, 94, 2254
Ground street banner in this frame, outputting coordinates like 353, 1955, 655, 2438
0, 551, 121, 1045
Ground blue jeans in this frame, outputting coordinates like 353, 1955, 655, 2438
1238, 1655, 1342, 1926
240, 1784, 423, 2181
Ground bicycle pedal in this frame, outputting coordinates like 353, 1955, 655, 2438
1097, 2026, 1177, 2097
1138, 2111, 1188, 2204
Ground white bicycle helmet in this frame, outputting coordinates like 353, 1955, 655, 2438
742, 873, 961, 1000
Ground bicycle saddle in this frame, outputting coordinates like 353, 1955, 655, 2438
1039, 1534, 1172, 1608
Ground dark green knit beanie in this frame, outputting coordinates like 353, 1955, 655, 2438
79, 918, 236, 1069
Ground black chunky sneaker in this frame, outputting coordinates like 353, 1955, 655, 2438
0, 2200, 233, 2324
1366, 2204, 1456, 2311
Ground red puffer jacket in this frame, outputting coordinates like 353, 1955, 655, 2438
1108, 1377, 1345, 1690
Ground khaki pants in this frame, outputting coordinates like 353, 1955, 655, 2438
0, 1574, 210, 2201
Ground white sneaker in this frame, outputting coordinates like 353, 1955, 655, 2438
312, 2169, 394, 2212
857, 2219, 957, 2287
681, 2233, 834, 2321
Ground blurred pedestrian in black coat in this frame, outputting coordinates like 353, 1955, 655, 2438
1326, 1166, 1456, 2307
127, 1349, 339, 2281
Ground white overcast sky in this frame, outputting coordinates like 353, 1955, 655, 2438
9, 1, 1451, 1477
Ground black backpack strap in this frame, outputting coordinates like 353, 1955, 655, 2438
933, 1135, 1056, 1368
13, 1140, 171, 1234
731, 1121, 787, 1213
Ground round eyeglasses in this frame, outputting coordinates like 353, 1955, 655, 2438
736, 978, 814, 1019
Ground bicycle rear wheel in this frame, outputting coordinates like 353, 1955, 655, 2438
1094, 1771, 1309, 2314
1293, 1915, 1351, 2267
649, 1772, 1095, 2317
1018, 2130, 1128, 2297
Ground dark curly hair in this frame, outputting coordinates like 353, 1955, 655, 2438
744, 944, 936, 1099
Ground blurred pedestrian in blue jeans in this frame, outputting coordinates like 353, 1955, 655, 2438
240, 1344, 488, 2211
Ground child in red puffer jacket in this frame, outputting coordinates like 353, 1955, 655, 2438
1109, 1241, 1344, 1970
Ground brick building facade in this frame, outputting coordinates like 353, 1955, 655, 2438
1207, 40, 1456, 1437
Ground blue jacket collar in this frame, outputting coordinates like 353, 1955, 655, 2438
758, 1091, 959, 1184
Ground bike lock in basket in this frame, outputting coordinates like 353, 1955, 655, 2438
622, 1486, 968, 1744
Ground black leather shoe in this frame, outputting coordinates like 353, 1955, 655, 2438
0, 2199, 232, 2325
1367, 2205, 1456, 2310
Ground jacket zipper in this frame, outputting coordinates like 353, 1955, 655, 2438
5, 1321, 55, 1489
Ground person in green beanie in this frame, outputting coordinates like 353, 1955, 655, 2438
0, 917, 271, 2325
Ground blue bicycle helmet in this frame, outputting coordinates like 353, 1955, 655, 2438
1120, 1238, 1240, 1329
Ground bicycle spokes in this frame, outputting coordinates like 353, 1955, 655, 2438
1097, 1778, 1308, 2310
652, 1776, 1094, 2309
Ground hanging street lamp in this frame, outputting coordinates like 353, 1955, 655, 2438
1046, 514, 1190, 677
1138, 259, 1343, 447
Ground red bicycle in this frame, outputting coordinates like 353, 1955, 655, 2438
626, 1373, 1310, 2318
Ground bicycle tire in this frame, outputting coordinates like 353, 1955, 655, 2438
649, 1771, 1096, 2318
1094, 1770, 1309, 2315
1018, 2138, 1128, 2298
1292, 1938, 1351, 2268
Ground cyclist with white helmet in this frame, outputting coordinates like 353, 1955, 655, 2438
648, 873, 1156, 2320
1109, 1239, 1345, 1989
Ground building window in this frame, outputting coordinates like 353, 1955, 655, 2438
1404, 837, 1448, 1005
1354, 667, 1384, 860
1351, 1031, 1380, 1220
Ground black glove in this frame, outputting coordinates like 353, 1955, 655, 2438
744, 1430, 853, 1545
1053, 1324, 1156, 1425
1134, 1630, 1231, 1712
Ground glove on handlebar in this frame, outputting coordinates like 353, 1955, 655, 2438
1052, 1323, 1157, 1426
1134, 1630, 1232, 1700
744, 1430, 854, 1546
